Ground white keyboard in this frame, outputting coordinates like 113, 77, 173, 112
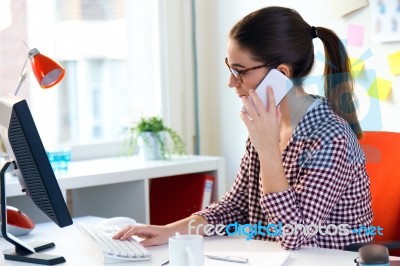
78, 222, 151, 263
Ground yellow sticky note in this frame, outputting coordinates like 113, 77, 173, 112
368, 78, 392, 100
350, 57, 365, 78
388, 51, 400, 76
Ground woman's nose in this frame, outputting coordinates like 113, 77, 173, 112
228, 74, 240, 88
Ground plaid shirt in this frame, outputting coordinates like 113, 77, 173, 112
195, 99, 373, 250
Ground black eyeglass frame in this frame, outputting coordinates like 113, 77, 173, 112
224, 57, 278, 83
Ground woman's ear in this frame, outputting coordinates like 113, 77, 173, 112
276, 64, 292, 78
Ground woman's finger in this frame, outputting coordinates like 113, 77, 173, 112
113, 226, 133, 239
241, 94, 259, 119
266, 86, 277, 112
249, 88, 266, 114
240, 111, 254, 130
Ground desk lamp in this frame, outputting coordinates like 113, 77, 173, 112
14, 48, 65, 95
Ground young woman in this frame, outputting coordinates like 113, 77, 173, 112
114, 6, 373, 250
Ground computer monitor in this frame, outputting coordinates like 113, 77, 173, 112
0, 94, 73, 265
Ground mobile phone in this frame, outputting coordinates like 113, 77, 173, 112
242, 69, 293, 113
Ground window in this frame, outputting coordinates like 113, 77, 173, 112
59, 59, 128, 143
0, 0, 195, 159
23, 0, 162, 156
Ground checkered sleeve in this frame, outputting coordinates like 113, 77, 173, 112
193, 139, 252, 226
260, 134, 357, 250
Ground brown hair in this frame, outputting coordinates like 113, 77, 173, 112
229, 6, 362, 139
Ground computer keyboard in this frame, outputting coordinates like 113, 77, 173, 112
78, 222, 151, 263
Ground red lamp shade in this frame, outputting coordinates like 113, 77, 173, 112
29, 48, 65, 89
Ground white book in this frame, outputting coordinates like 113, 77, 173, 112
201, 178, 214, 209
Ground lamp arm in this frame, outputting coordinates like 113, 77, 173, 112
13, 55, 31, 96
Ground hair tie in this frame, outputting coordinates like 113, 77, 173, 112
311, 26, 318, 39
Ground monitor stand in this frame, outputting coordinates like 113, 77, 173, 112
1, 160, 66, 265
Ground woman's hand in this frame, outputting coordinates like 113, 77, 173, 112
113, 224, 174, 247
113, 215, 208, 247
240, 87, 282, 157
241, 87, 288, 194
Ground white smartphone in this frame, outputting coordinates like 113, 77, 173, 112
242, 69, 293, 113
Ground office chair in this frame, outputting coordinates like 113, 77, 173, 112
344, 131, 400, 256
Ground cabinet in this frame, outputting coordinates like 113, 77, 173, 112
149, 173, 215, 225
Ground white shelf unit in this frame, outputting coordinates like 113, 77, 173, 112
5, 155, 226, 224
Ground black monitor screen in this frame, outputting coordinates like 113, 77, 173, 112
0, 95, 73, 264
7, 98, 72, 227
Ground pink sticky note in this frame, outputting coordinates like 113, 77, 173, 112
347, 24, 364, 47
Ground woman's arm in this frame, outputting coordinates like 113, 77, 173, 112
261, 134, 359, 249
113, 214, 208, 247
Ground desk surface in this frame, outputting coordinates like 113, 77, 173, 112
2, 216, 395, 266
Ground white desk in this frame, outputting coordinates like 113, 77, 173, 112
2, 216, 397, 266
5, 155, 226, 224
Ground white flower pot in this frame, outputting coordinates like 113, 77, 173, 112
137, 132, 165, 160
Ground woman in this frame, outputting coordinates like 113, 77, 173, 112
114, 6, 373, 250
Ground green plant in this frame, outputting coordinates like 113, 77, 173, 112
124, 116, 186, 159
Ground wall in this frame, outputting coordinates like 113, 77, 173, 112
194, 0, 400, 186
0, 0, 29, 99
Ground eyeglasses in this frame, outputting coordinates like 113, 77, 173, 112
224, 57, 276, 83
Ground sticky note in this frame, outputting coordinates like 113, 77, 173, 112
368, 78, 392, 100
350, 57, 365, 77
347, 24, 364, 47
388, 51, 400, 76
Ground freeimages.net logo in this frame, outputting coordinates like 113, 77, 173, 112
188, 220, 383, 240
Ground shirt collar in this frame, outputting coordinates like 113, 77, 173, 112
292, 96, 332, 138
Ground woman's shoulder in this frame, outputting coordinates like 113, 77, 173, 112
306, 95, 354, 135
298, 97, 358, 143
302, 97, 364, 160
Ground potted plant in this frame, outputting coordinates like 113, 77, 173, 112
124, 116, 186, 160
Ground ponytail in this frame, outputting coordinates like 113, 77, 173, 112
315, 27, 363, 139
